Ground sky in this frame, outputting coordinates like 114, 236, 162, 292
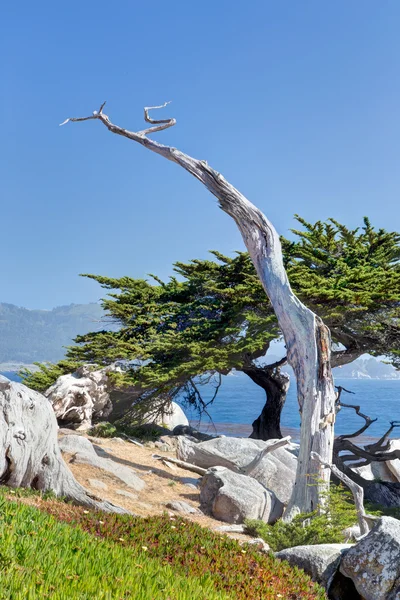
1, 1, 400, 309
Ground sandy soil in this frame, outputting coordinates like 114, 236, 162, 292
62, 434, 244, 536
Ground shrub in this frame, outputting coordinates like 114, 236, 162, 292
245, 484, 358, 552
89, 422, 117, 438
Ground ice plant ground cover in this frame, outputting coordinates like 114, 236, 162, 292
0, 487, 326, 599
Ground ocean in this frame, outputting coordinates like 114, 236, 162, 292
2, 370, 399, 442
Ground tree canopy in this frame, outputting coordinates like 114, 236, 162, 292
23, 216, 400, 427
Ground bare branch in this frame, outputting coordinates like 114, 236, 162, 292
311, 451, 376, 536
152, 454, 207, 476
336, 400, 378, 441
365, 421, 400, 454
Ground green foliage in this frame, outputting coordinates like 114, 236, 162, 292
245, 484, 359, 551
89, 422, 117, 438
22, 216, 400, 402
23, 494, 326, 600
283, 216, 400, 367
19, 359, 81, 392
0, 494, 227, 599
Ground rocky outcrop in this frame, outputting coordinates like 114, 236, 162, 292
199, 466, 284, 523
45, 365, 116, 430
340, 516, 400, 600
276, 544, 353, 590
178, 436, 297, 504
0, 375, 125, 512
142, 401, 189, 430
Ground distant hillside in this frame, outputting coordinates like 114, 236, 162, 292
265, 353, 400, 380
0, 303, 105, 364
333, 356, 400, 380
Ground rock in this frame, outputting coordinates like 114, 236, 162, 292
245, 538, 271, 553
111, 437, 126, 444
351, 460, 398, 483
178, 437, 297, 504
172, 425, 215, 441
180, 477, 200, 487
183, 483, 198, 490
58, 428, 78, 436
88, 479, 108, 491
340, 517, 400, 600
59, 434, 97, 456
215, 524, 245, 533
45, 365, 118, 429
364, 481, 400, 507
342, 524, 361, 542
71, 452, 145, 491
158, 435, 178, 449
276, 544, 353, 590
165, 500, 199, 514
0, 375, 126, 513
386, 440, 400, 482
141, 401, 189, 431
177, 436, 267, 471
154, 442, 171, 452
243, 445, 297, 505
200, 466, 284, 524
116, 489, 138, 500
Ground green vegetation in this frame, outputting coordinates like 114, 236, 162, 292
0, 487, 326, 599
0, 494, 226, 600
245, 484, 358, 551
22, 217, 400, 439
88, 422, 117, 438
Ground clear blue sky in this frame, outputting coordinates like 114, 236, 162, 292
2, 1, 400, 309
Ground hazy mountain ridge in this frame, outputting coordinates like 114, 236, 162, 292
333, 356, 400, 380
0, 302, 105, 364
1, 302, 398, 380
262, 354, 400, 380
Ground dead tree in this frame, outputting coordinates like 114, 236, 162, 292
333, 386, 400, 506
0, 376, 126, 512
61, 101, 337, 518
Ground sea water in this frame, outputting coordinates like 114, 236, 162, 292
2, 370, 399, 441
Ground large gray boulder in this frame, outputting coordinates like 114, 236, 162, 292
276, 544, 353, 590
351, 460, 398, 483
199, 466, 284, 524
178, 436, 297, 504
340, 516, 400, 600
243, 446, 297, 505
142, 401, 189, 430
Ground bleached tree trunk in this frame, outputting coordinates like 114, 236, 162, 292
0, 376, 126, 513
61, 102, 337, 517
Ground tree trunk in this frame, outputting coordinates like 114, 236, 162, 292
0, 376, 126, 513
63, 102, 337, 518
242, 366, 290, 440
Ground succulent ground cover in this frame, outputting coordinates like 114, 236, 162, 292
1, 488, 326, 600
